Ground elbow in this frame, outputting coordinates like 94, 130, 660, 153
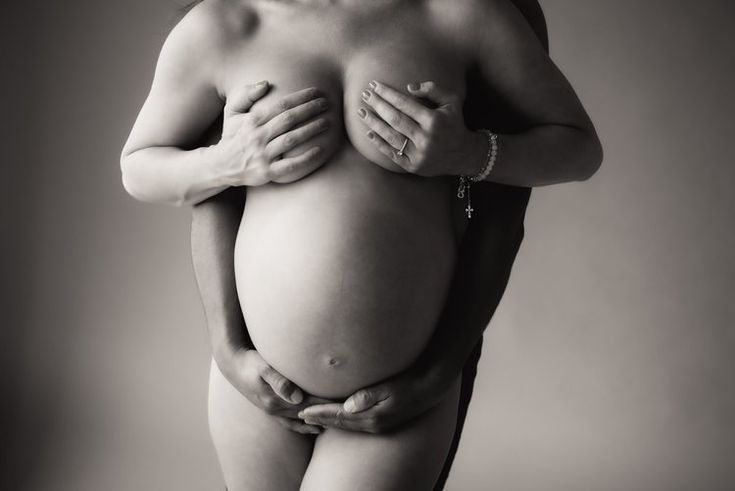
119, 151, 187, 207
120, 153, 148, 203
574, 129, 603, 182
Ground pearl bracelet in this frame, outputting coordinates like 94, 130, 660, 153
457, 130, 499, 219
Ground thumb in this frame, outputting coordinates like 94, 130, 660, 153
261, 366, 304, 405
407, 80, 459, 107
344, 388, 387, 414
225, 80, 270, 114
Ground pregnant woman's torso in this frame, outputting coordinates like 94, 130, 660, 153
222, 0, 473, 398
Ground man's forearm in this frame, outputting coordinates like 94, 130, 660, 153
486, 125, 602, 186
190, 187, 250, 363
416, 184, 530, 377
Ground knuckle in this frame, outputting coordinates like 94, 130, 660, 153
250, 130, 266, 147
283, 135, 295, 148
250, 110, 264, 126
283, 161, 297, 175
389, 113, 404, 127
281, 112, 295, 126
392, 97, 407, 111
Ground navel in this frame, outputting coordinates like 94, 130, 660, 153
325, 355, 342, 368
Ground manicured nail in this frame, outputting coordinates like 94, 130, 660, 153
361, 90, 371, 102
357, 108, 367, 119
407, 83, 419, 91
367, 131, 375, 140
368, 81, 377, 90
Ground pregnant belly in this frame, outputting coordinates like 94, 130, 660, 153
234, 152, 458, 399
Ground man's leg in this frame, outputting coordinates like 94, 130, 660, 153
433, 337, 483, 490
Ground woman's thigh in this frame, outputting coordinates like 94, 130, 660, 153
300, 377, 462, 491
208, 360, 314, 491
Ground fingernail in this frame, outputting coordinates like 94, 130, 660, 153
317, 118, 330, 129
361, 90, 371, 102
256, 80, 268, 87
367, 131, 375, 140
298, 411, 306, 419
368, 81, 378, 90
407, 83, 419, 91
316, 97, 328, 109
289, 389, 303, 404
357, 108, 367, 119
344, 399, 357, 413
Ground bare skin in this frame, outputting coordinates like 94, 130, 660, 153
121, 0, 601, 488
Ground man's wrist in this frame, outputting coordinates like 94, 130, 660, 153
212, 331, 252, 365
201, 143, 234, 188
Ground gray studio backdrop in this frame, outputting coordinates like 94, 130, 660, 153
3, 1, 734, 490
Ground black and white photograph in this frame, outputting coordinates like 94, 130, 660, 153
2, 1, 734, 490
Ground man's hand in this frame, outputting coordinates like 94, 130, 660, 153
297, 363, 459, 434
218, 347, 334, 435
214, 83, 331, 187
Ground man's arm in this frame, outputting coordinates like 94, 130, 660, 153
464, 0, 602, 185
190, 187, 251, 363
414, 185, 528, 380
191, 188, 330, 435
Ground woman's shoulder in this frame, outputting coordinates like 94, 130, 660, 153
173, 0, 259, 50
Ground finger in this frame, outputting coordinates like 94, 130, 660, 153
253, 87, 322, 126
407, 81, 460, 108
368, 81, 434, 129
265, 118, 330, 160
361, 87, 422, 139
358, 104, 411, 154
344, 387, 390, 414
298, 404, 354, 430
225, 81, 270, 115
260, 366, 304, 405
268, 146, 325, 183
302, 394, 340, 406
366, 131, 411, 171
275, 416, 323, 435
262, 98, 329, 140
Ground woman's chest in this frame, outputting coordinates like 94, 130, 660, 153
221, 7, 469, 170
